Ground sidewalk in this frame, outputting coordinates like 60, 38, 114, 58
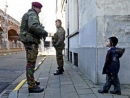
16, 56, 130, 98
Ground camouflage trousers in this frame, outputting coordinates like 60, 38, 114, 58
56, 48, 64, 70
24, 43, 38, 88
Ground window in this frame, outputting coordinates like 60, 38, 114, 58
74, 53, 78, 67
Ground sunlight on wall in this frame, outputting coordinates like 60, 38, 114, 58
0, 0, 57, 33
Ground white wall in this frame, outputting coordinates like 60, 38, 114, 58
96, 0, 130, 47
68, 0, 79, 34
70, 34, 79, 48
79, 0, 96, 29
96, 0, 130, 84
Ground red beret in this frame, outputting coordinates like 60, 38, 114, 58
32, 2, 43, 9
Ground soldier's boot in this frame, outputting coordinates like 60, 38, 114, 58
53, 70, 63, 75
35, 81, 40, 85
56, 68, 64, 72
28, 86, 44, 93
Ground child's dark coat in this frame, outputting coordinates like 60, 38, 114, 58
102, 47, 124, 75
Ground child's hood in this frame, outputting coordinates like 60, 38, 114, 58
116, 48, 125, 58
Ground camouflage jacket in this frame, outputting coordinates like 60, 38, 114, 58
52, 26, 65, 48
18, 9, 48, 44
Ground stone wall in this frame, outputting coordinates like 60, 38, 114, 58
96, 0, 130, 47
65, 0, 130, 84
96, 0, 130, 84
79, 0, 96, 29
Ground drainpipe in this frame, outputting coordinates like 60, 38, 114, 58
67, 28, 69, 61
56, 0, 58, 19
66, 0, 70, 61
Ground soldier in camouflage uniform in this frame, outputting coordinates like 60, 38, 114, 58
52, 19, 65, 75
18, 2, 48, 93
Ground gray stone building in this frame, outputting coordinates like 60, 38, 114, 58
56, 0, 130, 84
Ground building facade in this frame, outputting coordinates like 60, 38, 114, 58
0, 9, 23, 52
56, 0, 130, 84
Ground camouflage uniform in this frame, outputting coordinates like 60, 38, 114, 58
19, 9, 47, 89
52, 26, 65, 71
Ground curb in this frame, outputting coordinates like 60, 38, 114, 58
8, 56, 47, 98
13, 79, 26, 91
0, 51, 24, 56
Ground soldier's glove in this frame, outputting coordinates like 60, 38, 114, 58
53, 43, 58, 48
52, 36, 54, 40
42, 30, 48, 41
43, 30, 48, 37
43, 37, 46, 41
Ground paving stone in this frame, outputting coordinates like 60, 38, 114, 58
61, 92, 79, 98
28, 92, 44, 98
95, 94, 113, 98
45, 87, 60, 96
38, 80, 48, 85
39, 74, 49, 77
18, 92, 29, 98
61, 85, 75, 93
85, 80, 95, 88
18, 87, 28, 93
48, 80, 60, 84
113, 95, 130, 98
47, 84, 60, 88
61, 81, 73, 85
60, 76, 71, 79
79, 94, 97, 98
121, 88, 130, 96
61, 72, 69, 76
60, 78, 72, 82
76, 88, 93, 95
74, 83, 89, 87
92, 84, 102, 88
38, 77, 49, 81
44, 94, 61, 98
8, 91, 17, 98
49, 76, 59, 80
123, 85, 130, 89
75, 86, 90, 90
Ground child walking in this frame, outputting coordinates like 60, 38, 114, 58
98, 36, 125, 95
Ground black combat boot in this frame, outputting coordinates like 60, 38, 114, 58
35, 81, 40, 85
53, 70, 63, 75
56, 68, 64, 72
28, 86, 44, 93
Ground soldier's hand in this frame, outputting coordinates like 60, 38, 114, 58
43, 37, 46, 42
42, 30, 48, 42
43, 30, 48, 37
53, 43, 58, 48
52, 36, 54, 40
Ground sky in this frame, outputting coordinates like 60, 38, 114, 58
0, 0, 57, 33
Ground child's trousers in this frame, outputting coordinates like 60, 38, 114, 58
103, 74, 121, 92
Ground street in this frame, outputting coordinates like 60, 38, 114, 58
0, 52, 26, 97
0, 51, 44, 97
